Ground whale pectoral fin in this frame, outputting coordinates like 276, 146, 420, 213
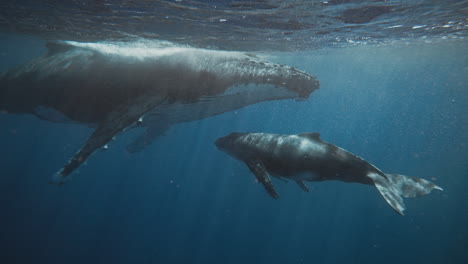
245, 160, 279, 199
367, 172, 405, 215
296, 180, 309, 192
51, 95, 167, 184
126, 120, 171, 153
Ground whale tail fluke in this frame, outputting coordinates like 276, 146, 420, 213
367, 172, 443, 215
384, 173, 443, 197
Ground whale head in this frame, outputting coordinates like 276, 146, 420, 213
197, 51, 320, 101
215, 132, 249, 160
215, 132, 242, 151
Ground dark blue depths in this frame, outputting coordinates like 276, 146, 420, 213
0, 35, 467, 264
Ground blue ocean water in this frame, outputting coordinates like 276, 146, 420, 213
0, 30, 467, 264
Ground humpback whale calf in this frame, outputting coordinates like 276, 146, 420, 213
215, 132, 443, 215
0, 41, 319, 183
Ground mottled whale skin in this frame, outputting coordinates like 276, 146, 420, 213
0, 41, 319, 183
215, 132, 443, 215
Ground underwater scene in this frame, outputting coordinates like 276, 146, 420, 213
0, 1, 467, 263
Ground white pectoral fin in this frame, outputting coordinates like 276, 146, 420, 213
367, 172, 405, 215
51, 95, 167, 184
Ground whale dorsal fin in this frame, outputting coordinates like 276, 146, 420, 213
46, 41, 74, 56
299, 132, 320, 140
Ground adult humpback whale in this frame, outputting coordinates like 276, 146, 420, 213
0, 41, 319, 183
215, 132, 443, 215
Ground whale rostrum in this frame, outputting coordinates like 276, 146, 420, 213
0, 41, 320, 183
215, 132, 443, 215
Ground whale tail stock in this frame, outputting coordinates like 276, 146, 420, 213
367, 172, 443, 215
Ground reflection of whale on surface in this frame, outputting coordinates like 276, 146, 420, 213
215, 132, 443, 215
0, 41, 320, 183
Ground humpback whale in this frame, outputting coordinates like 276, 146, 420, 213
215, 132, 443, 215
0, 41, 319, 183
